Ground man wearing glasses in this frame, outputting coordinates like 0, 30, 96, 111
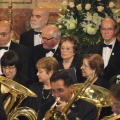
28, 25, 61, 83
88, 18, 120, 81
0, 20, 29, 76
38, 70, 97, 120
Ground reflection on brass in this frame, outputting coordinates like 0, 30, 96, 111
0, 76, 38, 120
74, 83, 112, 107
101, 113, 120, 120
43, 75, 98, 120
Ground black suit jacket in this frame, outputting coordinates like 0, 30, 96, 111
38, 98, 97, 120
88, 40, 120, 81
19, 29, 34, 52
28, 44, 62, 83
59, 54, 83, 83
9, 41, 29, 76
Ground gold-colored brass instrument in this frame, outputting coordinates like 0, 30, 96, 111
0, 76, 38, 120
74, 83, 112, 108
101, 113, 120, 120
43, 75, 98, 120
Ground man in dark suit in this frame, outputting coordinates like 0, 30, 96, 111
0, 20, 29, 76
19, 6, 49, 52
28, 25, 61, 83
38, 70, 97, 120
88, 18, 120, 81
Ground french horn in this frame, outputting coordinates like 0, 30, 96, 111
0, 76, 38, 120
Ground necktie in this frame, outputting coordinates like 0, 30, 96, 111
103, 44, 112, 49
0, 47, 8, 50
34, 31, 41, 35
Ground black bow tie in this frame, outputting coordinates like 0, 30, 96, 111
45, 49, 55, 53
103, 44, 112, 49
34, 31, 41, 35
0, 46, 8, 50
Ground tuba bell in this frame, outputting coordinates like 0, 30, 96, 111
0, 76, 38, 120
43, 75, 98, 120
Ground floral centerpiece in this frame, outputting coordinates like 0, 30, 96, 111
56, 0, 120, 55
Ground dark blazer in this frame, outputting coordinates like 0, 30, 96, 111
59, 54, 83, 83
19, 29, 34, 52
28, 44, 62, 83
22, 82, 54, 112
81, 76, 110, 89
9, 41, 29, 76
0, 92, 6, 120
88, 40, 120, 81
38, 98, 97, 120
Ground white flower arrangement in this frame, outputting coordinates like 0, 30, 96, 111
56, 0, 119, 54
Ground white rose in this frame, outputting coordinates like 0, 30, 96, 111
62, 1, 68, 6
85, 4, 91, 10
67, 21, 76, 30
86, 24, 98, 35
68, 2, 75, 8
76, 4, 82, 11
97, 6, 104, 12
58, 25, 62, 29
109, 2, 115, 8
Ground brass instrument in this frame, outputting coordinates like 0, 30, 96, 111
43, 75, 98, 120
0, 76, 38, 120
101, 113, 120, 120
74, 83, 112, 120
74, 83, 112, 108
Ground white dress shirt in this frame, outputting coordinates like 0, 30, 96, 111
34, 34, 42, 46
102, 40, 116, 68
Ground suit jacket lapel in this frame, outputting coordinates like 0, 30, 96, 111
107, 40, 119, 66
29, 29, 34, 47
98, 43, 103, 56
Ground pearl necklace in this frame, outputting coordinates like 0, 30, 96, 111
42, 87, 51, 99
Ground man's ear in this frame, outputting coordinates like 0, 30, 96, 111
10, 30, 14, 38
69, 84, 74, 92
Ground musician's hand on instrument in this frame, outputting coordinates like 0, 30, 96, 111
56, 100, 67, 111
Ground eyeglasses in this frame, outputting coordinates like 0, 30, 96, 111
0, 30, 11, 37
52, 88, 68, 94
81, 64, 90, 68
2, 66, 15, 71
42, 37, 54, 41
101, 28, 115, 32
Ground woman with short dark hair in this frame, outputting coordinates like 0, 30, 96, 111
1, 50, 30, 87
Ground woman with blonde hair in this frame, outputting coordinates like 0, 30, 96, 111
23, 57, 58, 112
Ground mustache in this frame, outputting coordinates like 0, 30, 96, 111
30, 21, 37, 24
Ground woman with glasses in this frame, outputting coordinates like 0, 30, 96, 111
80, 53, 109, 88
1, 50, 30, 87
81, 53, 111, 119
59, 35, 82, 83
